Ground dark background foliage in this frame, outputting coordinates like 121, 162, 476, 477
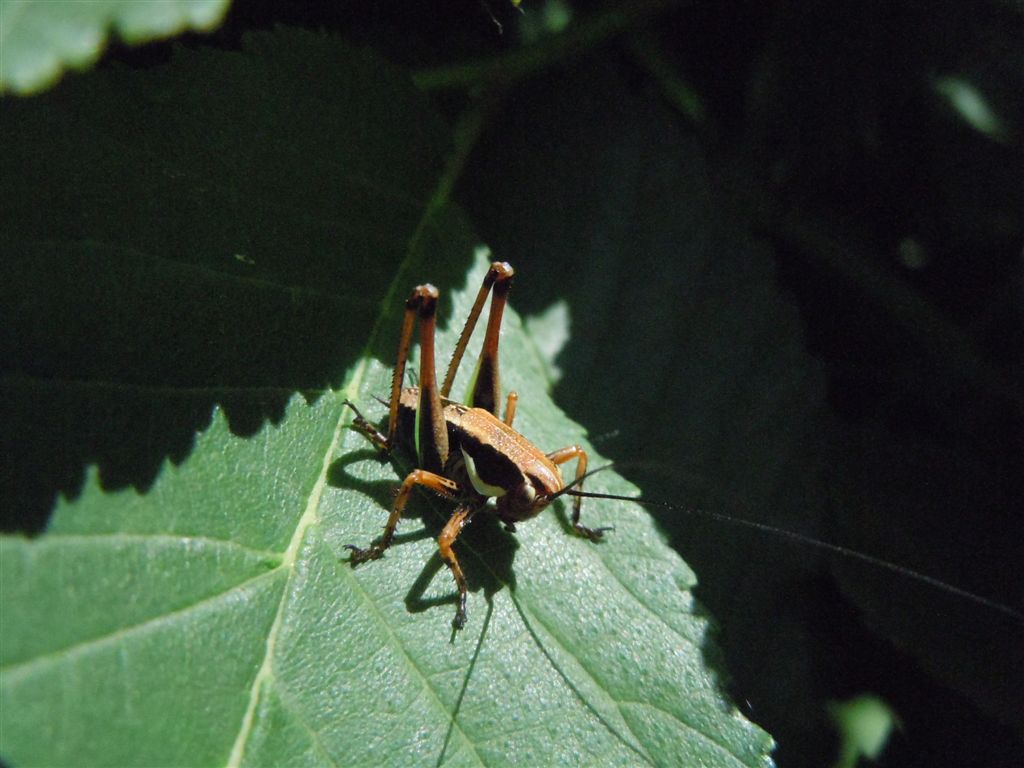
2, 1, 1022, 766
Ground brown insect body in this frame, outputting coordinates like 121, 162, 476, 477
396, 387, 565, 525
345, 262, 606, 629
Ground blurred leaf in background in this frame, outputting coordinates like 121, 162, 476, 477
0, 0, 231, 94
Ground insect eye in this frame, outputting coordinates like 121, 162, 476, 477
509, 482, 536, 510
520, 483, 536, 504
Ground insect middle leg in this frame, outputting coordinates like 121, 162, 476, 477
503, 391, 518, 426
346, 470, 460, 563
343, 399, 389, 450
547, 445, 612, 541
437, 502, 480, 629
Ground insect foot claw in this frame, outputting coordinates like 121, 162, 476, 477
345, 543, 384, 565
573, 524, 613, 542
451, 593, 468, 631
452, 608, 467, 631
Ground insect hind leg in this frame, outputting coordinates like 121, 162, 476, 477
441, 261, 514, 417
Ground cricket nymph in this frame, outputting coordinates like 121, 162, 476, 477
344, 261, 608, 630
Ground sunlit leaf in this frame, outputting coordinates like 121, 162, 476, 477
0, 28, 773, 767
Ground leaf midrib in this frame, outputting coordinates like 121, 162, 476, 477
223, 371, 354, 767
224, 102, 483, 762
222, 276, 490, 768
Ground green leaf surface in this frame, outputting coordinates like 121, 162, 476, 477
1, 262, 774, 767
0, 0, 231, 95
0, 28, 773, 767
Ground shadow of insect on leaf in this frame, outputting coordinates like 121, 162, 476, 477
328, 448, 521, 623
405, 514, 519, 616
437, 599, 494, 765
327, 448, 406, 515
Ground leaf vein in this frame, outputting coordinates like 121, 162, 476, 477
618, 700, 762, 767
337, 557, 487, 767
33, 532, 282, 562
1, 567, 285, 681
0, 373, 333, 398
272, 687, 343, 768
19, 237, 373, 309
587, 545, 703, 650
507, 596, 655, 766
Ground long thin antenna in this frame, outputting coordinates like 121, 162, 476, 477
548, 463, 616, 502
566, 489, 1024, 626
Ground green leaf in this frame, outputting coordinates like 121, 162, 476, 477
1, 265, 774, 767
0, 29, 773, 767
0, 0, 231, 95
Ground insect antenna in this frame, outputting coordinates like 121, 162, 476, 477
547, 463, 617, 502
564, 488, 1024, 626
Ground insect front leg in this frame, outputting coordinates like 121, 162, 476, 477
346, 470, 460, 563
547, 445, 612, 541
437, 502, 480, 630
343, 399, 389, 451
